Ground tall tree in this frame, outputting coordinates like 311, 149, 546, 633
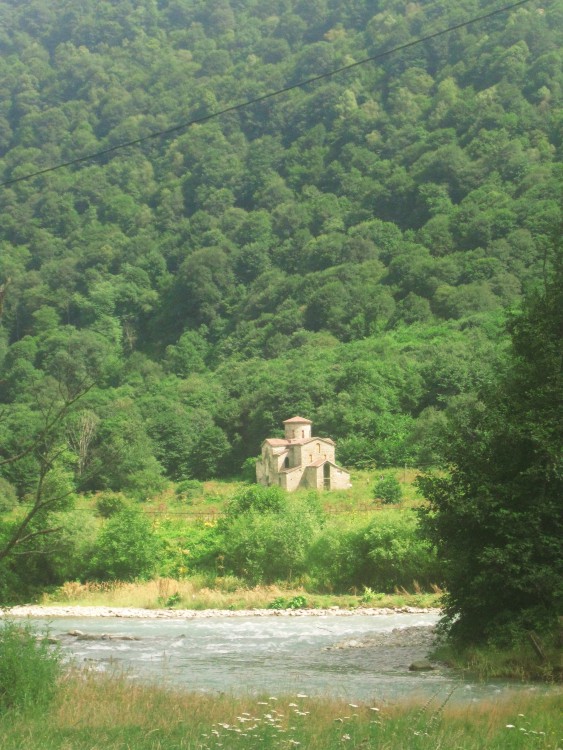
417, 251, 562, 645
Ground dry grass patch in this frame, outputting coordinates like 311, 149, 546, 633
43, 577, 442, 611
1, 670, 561, 750
43, 578, 315, 610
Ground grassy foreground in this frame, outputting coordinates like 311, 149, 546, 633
0, 672, 560, 750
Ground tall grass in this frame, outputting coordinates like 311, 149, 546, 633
0, 671, 560, 750
42, 576, 441, 611
0, 620, 62, 715
432, 639, 563, 682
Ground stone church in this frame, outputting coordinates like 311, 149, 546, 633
256, 416, 351, 491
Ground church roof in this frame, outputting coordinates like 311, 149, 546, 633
305, 458, 348, 471
283, 416, 312, 424
263, 436, 335, 447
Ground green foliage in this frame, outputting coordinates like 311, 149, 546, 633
87, 402, 166, 499
267, 594, 308, 610
160, 592, 181, 608
219, 490, 324, 583
155, 518, 221, 577
0, 478, 17, 512
306, 519, 368, 591
363, 511, 441, 592
174, 479, 203, 502
223, 485, 287, 519
240, 456, 257, 483
359, 586, 384, 604
0, 621, 61, 715
185, 425, 230, 480
307, 511, 440, 593
95, 492, 128, 518
417, 265, 563, 645
14, 510, 98, 587
89, 508, 162, 581
373, 474, 403, 504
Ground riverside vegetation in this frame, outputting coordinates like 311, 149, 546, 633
6, 473, 443, 603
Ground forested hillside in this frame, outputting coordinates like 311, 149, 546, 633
0, 0, 561, 495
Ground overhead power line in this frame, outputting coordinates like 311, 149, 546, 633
0, 0, 535, 188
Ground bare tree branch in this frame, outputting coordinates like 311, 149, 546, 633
0, 382, 93, 564
0, 383, 94, 468
9, 526, 64, 550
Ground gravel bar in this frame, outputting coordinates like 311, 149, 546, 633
2, 605, 440, 619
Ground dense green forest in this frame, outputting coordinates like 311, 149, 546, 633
0, 0, 561, 490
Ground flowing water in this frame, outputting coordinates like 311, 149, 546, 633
16, 613, 549, 704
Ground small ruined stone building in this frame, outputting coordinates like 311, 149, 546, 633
256, 416, 351, 491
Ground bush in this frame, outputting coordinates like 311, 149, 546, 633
0, 620, 62, 714
223, 485, 287, 519
89, 508, 162, 581
155, 519, 221, 577
95, 491, 129, 518
268, 595, 308, 610
363, 511, 441, 591
307, 511, 441, 593
373, 474, 403, 504
12, 510, 98, 587
307, 518, 370, 591
220, 491, 324, 584
175, 479, 203, 502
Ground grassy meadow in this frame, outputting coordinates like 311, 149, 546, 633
130, 468, 425, 517
0, 672, 560, 750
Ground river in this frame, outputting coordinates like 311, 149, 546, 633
5, 608, 550, 704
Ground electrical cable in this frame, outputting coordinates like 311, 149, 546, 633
0, 0, 535, 188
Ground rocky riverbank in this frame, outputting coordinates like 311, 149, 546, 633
2, 604, 440, 619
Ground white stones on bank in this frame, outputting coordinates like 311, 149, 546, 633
2, 605, 440, 620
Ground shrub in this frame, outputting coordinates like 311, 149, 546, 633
308, 511, 442, 593
268, 595, 308, 610
373, 474, 403, 504
156, 519, 221, 578
0, 620, 62, 714
220, 492, 324, 584
95, 491, 129, 518
363, 510, 441, 591
223, 485, 287, 519
307, 518, 370, 591
89, 508, 162, 581
17, 510, 98, 586
175, 479, 203, 501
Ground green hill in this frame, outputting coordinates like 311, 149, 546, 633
0, 0, 561, 494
